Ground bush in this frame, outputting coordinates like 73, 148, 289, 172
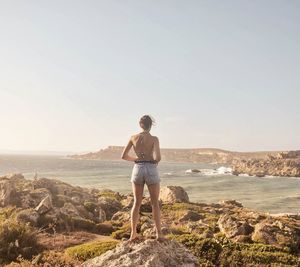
6, 251, 80, 267
0, 219, 39, 264
66, 240, 119, 261
168, 233, 300, 267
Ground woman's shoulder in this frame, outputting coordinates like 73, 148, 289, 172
131, 132, 158, 139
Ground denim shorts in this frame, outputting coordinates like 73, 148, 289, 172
131, 162, 160, 185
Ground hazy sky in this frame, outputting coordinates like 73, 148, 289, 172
0, 1, 299, 153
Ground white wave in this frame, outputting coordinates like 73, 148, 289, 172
216, 166, 232, 174
163, 172, 173, 176
185, 169, 201, 174
185, 166, 232, 176
238, 173, 250, 177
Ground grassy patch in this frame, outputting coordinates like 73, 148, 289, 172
66, 240, 119, 261
98, 190, 122, 201
162, 202, 204, 213
111, 223, 131, 239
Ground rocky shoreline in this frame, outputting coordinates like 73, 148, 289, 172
232, 151, 300, 177
1, 173, 300, 266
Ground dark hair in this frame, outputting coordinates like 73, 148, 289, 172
139, 115, 156, 130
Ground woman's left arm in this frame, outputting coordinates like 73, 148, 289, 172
121, 137, 138, 162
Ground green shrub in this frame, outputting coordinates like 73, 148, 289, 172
0, 206, 18, 221
168, 233, 300, 267
66, 240, 119, 261
0, 219, 39, 264
6, 251, 80, 267
98, 190, 122, 201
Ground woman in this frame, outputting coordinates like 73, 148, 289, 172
121, 115, 164, 242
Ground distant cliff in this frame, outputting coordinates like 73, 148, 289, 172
68, 146, 281, 164
232, 151, 300, 177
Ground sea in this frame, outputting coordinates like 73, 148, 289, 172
0, 154, 299, 214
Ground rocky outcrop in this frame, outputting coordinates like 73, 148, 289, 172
252, 218, 300, 250
0, 174, 124, 234
218, 213, 254, 240
82, 239, 199, 267
160, 186, 189, 203
2, 173, 300, 265
232, 150, 300, 177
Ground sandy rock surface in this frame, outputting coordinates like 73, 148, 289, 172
82, 239, 199, 267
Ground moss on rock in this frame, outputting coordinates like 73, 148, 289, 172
111, 223, 131, 239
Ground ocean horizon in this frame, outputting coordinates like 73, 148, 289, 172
1, 154, 299, 214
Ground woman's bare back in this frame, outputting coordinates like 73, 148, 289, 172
131, 132, 159, 161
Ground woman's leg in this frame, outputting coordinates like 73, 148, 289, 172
130, 182, 144, 240
147, 183, 163, 239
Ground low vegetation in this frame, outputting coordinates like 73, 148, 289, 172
0, 217, 40, 264
168, 233, 300, 267
65, 240, 119, 261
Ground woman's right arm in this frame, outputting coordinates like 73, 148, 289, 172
154, 137, 161, 164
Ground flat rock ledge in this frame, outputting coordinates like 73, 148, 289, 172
82, 239, 199, 267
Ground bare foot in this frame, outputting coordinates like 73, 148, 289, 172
129, 235, 144, 243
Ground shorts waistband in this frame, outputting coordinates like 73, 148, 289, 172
134, 160, 156, 164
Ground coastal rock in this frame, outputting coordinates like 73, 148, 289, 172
82, 239, 199, 267
6, 173, 25, 181
218, 214, 254, 239
35, 195, 53, 215
98, 197, 122, 220
251, 218, 300, 250
219, 199, 243, 208
185, 169, 201, 174
111, 211, 131, 223
179, 210, 204, 222
60, 202, 80, 217
16, 208, 40, 226
160, 186, 189, 203
0, 178, 15, 207
120, 195, 134, 209
232, 151, 300, 177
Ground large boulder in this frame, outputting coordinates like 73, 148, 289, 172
35, 195, 53, 215
21, 188, 52, 209
251, 218, 300, 251
218, 214, 254, 239
82, 239, 199, 267
16, 208, 40, 226
160, 186, 189, 204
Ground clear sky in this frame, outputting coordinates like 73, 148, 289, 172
0, 1, 299, 153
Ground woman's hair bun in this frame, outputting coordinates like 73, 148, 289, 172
139, 115, 156, 130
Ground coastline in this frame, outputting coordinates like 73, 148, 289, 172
1, 173, 300, 266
